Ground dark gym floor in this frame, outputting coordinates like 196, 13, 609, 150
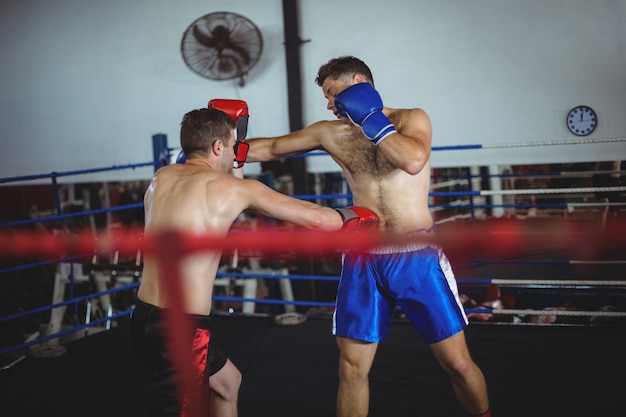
1, 313, 625, 417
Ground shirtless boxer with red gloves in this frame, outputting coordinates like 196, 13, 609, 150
130, 102, 377, 417
244, 56, 491, 417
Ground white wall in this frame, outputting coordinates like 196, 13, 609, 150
1, 0, 625, 183
300, 0, 626, 170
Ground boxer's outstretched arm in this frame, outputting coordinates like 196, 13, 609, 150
242, 177, 342, 231
245, 181, 379, 233
245, 121, 329, 162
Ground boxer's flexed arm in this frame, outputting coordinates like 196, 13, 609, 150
378, 107, 432, 175
334, 82, 432, 175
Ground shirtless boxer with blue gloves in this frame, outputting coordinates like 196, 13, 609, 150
130, 100, 378, 417
244, 56, 491, 417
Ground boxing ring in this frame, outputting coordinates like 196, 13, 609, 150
1, 134, 626, 416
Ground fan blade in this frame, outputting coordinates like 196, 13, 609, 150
192, 25, 216, 49
224, 42, 251, 65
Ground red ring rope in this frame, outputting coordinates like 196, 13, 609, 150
0, 219, 624, 259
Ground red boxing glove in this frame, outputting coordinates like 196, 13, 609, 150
208, 99, 249, 141
232, 141, 249, 169
208, 98, 248, 120
208, 99, 250, 168
336, 206, 378, 232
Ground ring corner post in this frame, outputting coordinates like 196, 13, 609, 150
152, 134, 169, 172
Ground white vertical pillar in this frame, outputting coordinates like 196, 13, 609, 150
470, 166, 485, 218
489, 165, 505, 218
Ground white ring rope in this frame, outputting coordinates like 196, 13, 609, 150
485, 308, 626, 318
479, 136, 626, 149
305, 137, 626, 159
568, 260, 626, 265
534, 169, 626, 178
484, 279, 626, 287
567, 202, 626, 209
479, 186, 626, 196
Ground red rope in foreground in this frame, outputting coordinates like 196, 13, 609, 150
0, 218, 624, 260
153, 230, 206, 417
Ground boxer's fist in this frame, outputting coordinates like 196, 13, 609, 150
176, 150, 186, 164
208, 99, 249, 141
336, 206, 378, 232
334, 83, 396, 145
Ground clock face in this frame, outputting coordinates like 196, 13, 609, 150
567, 105, 597, 136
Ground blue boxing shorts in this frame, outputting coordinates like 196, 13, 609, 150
332, 237, 468, 344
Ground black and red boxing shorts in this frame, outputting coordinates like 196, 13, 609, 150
130, 298, 228, 416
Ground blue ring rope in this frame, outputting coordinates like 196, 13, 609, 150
0, 308, 133, 357
0, 161, 157, 184
0, 281, 139, 324
0, 203, 144, 228
217, 271, 339, 281
0, 254, 91, 275
213, 295, 335, 307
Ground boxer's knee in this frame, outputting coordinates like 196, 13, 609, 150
210, 360, 242, 402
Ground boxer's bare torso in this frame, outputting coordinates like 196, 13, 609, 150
139, 161, 248, 315
247, 107, 433, 234
139, 158, 344, 315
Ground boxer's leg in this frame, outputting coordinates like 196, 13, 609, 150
208, 358, 241, 417
336, 337, 378, 417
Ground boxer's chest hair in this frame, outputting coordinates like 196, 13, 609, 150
336, 130, 396, 176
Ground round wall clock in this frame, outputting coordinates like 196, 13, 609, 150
566, 105, 597, 136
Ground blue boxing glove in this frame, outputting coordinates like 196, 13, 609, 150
334, 83, 396, 146
175, 150, 186, 164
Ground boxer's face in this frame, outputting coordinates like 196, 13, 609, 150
321, 76, 354, 120
321, 73, 370, 125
